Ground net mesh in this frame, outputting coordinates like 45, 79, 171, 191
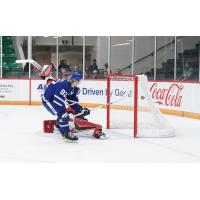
108, 75, 175, 138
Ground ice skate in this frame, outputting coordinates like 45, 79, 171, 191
62, 132, 78, 143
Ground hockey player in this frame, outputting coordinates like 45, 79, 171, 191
42, 71, 90, 141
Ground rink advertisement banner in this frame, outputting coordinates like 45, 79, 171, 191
0, 79, 29, 104
79, 81, 107, 104
31, 80, 107, 105
79, 81, 200, 115
149, 81, 200, 114
0, 79, 200, 118
149, 82, 184, 109
31, 79, 46, 104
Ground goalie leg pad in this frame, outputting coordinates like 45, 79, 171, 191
43, 120, 56, 133
74, 118, 102, 138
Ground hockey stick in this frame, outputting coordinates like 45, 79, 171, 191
67, 92, 130, 118
16, 59, 43, 71
16, 59, 56, 79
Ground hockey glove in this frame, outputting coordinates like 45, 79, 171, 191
81, 107, 90, 116
76, 107, 90, 121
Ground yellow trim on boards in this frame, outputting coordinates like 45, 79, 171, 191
0, 101, 200, 120
0, 101, 30, 105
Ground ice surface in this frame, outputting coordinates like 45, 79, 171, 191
0, 105, 200, 162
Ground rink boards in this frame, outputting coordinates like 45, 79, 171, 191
0, 78, 200, 119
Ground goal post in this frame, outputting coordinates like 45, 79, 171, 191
106, 74, 175, 138
133, 75, 138, 138
107, 74, 138, 137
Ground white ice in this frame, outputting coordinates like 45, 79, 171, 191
0, 105, 200, 162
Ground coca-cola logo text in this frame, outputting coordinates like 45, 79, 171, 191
150, 83, 184, 107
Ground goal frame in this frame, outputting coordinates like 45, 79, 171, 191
106, 74, 139, 138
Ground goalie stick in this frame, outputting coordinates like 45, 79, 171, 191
16, 59, 56, 79
16, 59, 43, 71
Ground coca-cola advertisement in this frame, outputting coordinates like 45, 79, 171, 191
150, 82, 184, 108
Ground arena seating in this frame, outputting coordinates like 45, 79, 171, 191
145, 41, 199, 80
2, 36, 22, 73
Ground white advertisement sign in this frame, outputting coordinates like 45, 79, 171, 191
31, 79, 46, 102
31, 79, 200, 114
1, 79, 200, 116
79, 81, 106, 104
0, 79, 29, 101
32, 80, 107, 104
149, 81, 200, 113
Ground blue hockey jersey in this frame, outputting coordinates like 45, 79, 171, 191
42, 79, 82, 115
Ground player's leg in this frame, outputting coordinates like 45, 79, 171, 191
43, 101, 58, 116
42, 101, 78, 141
58, 112, 78, 141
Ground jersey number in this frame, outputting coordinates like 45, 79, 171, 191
60, 89, 67, 97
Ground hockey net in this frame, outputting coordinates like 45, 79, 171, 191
106, 74, 175, 138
